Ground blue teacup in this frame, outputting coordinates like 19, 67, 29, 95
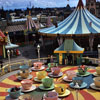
8, 87, 21, 99
72, 77, 83, 86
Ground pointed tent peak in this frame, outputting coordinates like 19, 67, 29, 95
77, 0, 84, 9
29, 10, 31, 16
0, 30, 5, 38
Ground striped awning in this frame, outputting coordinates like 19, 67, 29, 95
39, 0, 100, 35
5, 25, 26, 32
54, 39, 84, 54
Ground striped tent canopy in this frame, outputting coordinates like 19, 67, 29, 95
54, 39, 84, 54
39, 0, 100, 36
26, 15, 38, 31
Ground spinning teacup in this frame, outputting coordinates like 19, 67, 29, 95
21, 79, 33, 90
72, 77, 83, 86
36, 71, 47, 80
96, 67, 100, 75
42, 78, 53, 88
51, 67, 60, 75
43, 91, 58, 100
66, 70, 76, 80
93, 77, 100, 87
8, 87, 21, 99
34, 62, 43, 69
55, 84, 68, 95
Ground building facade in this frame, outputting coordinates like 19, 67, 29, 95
86, 0, 100, 18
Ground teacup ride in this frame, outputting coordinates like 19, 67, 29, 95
34, 71, 47, 82
21, 79, 36, 92
17, 65, 32, 81
43, 91, 61, 100
70, 77, 87, 89
46, 63, 58, 72
39, 78, 54, 90
63, 70, 76, 82
93, 67, 100, 76
48, 67, 63, 78
90, 77, 100, 91
31, 61, 45, 71
53, 84, 70, 97
6, 86, 23, 100
77, 65, 91, 76
19, 94, 32, 100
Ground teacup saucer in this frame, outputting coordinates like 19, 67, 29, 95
48, 72, 63, 78
77, 72, 91, 77
70, 82, 87, 89
90, 83, 100, 91
39, 84, 54, 90
93, 72, 100, 77
53, 90, 70, 97
34, 76, 49, 82
63, 76, 72, 82
17, 74, 33, 81
46, 68, 51, 72
21, 85, 36, 92
31, 66, 45, 71
43, 98, 61, 100
5, 93, 23, 100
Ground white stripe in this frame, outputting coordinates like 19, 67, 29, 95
84, 9, 100, 33
86, 9, 100, 25
66, 8, 79, 34
81, 8, 90, 33
46, 9, 77, 33
55, 8, 79, 34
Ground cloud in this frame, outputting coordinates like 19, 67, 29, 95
1, 0, 99, 10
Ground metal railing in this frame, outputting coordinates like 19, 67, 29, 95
0, 57, 56, 76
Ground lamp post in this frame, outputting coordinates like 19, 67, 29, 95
37, 44, 40, 61
7, 49, 11, 71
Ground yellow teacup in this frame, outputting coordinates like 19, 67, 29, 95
55, 84, 68, 95
96, 67, 100, 75
36, 71, 47, 80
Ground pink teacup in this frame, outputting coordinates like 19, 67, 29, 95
43, 91, 58, 100
66, 71, 76, 80
21, 79, 33, 90
51, 67, 60, 75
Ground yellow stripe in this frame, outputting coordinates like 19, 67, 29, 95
54, 50, 84, 53
54, 51, 67, 53
84, 89, 100, 100
0, 87, 9, 92
2, 78, 21, 86
71, 90, 84, 100
0, 97, 5, 100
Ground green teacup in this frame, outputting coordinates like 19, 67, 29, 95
42, 78, 53, 88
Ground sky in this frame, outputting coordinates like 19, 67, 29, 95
0, 0, 99, 10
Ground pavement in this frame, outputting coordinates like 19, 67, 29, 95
3, 43, 55, 65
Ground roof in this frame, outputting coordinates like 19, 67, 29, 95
5, 25, 26, 32
5, 35, 19, 49
39, 0, 100, 35
54, 39, 84, 53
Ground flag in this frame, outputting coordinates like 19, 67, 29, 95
89, 22, 92, 27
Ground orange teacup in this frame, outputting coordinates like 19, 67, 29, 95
34, 62, 43, 69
